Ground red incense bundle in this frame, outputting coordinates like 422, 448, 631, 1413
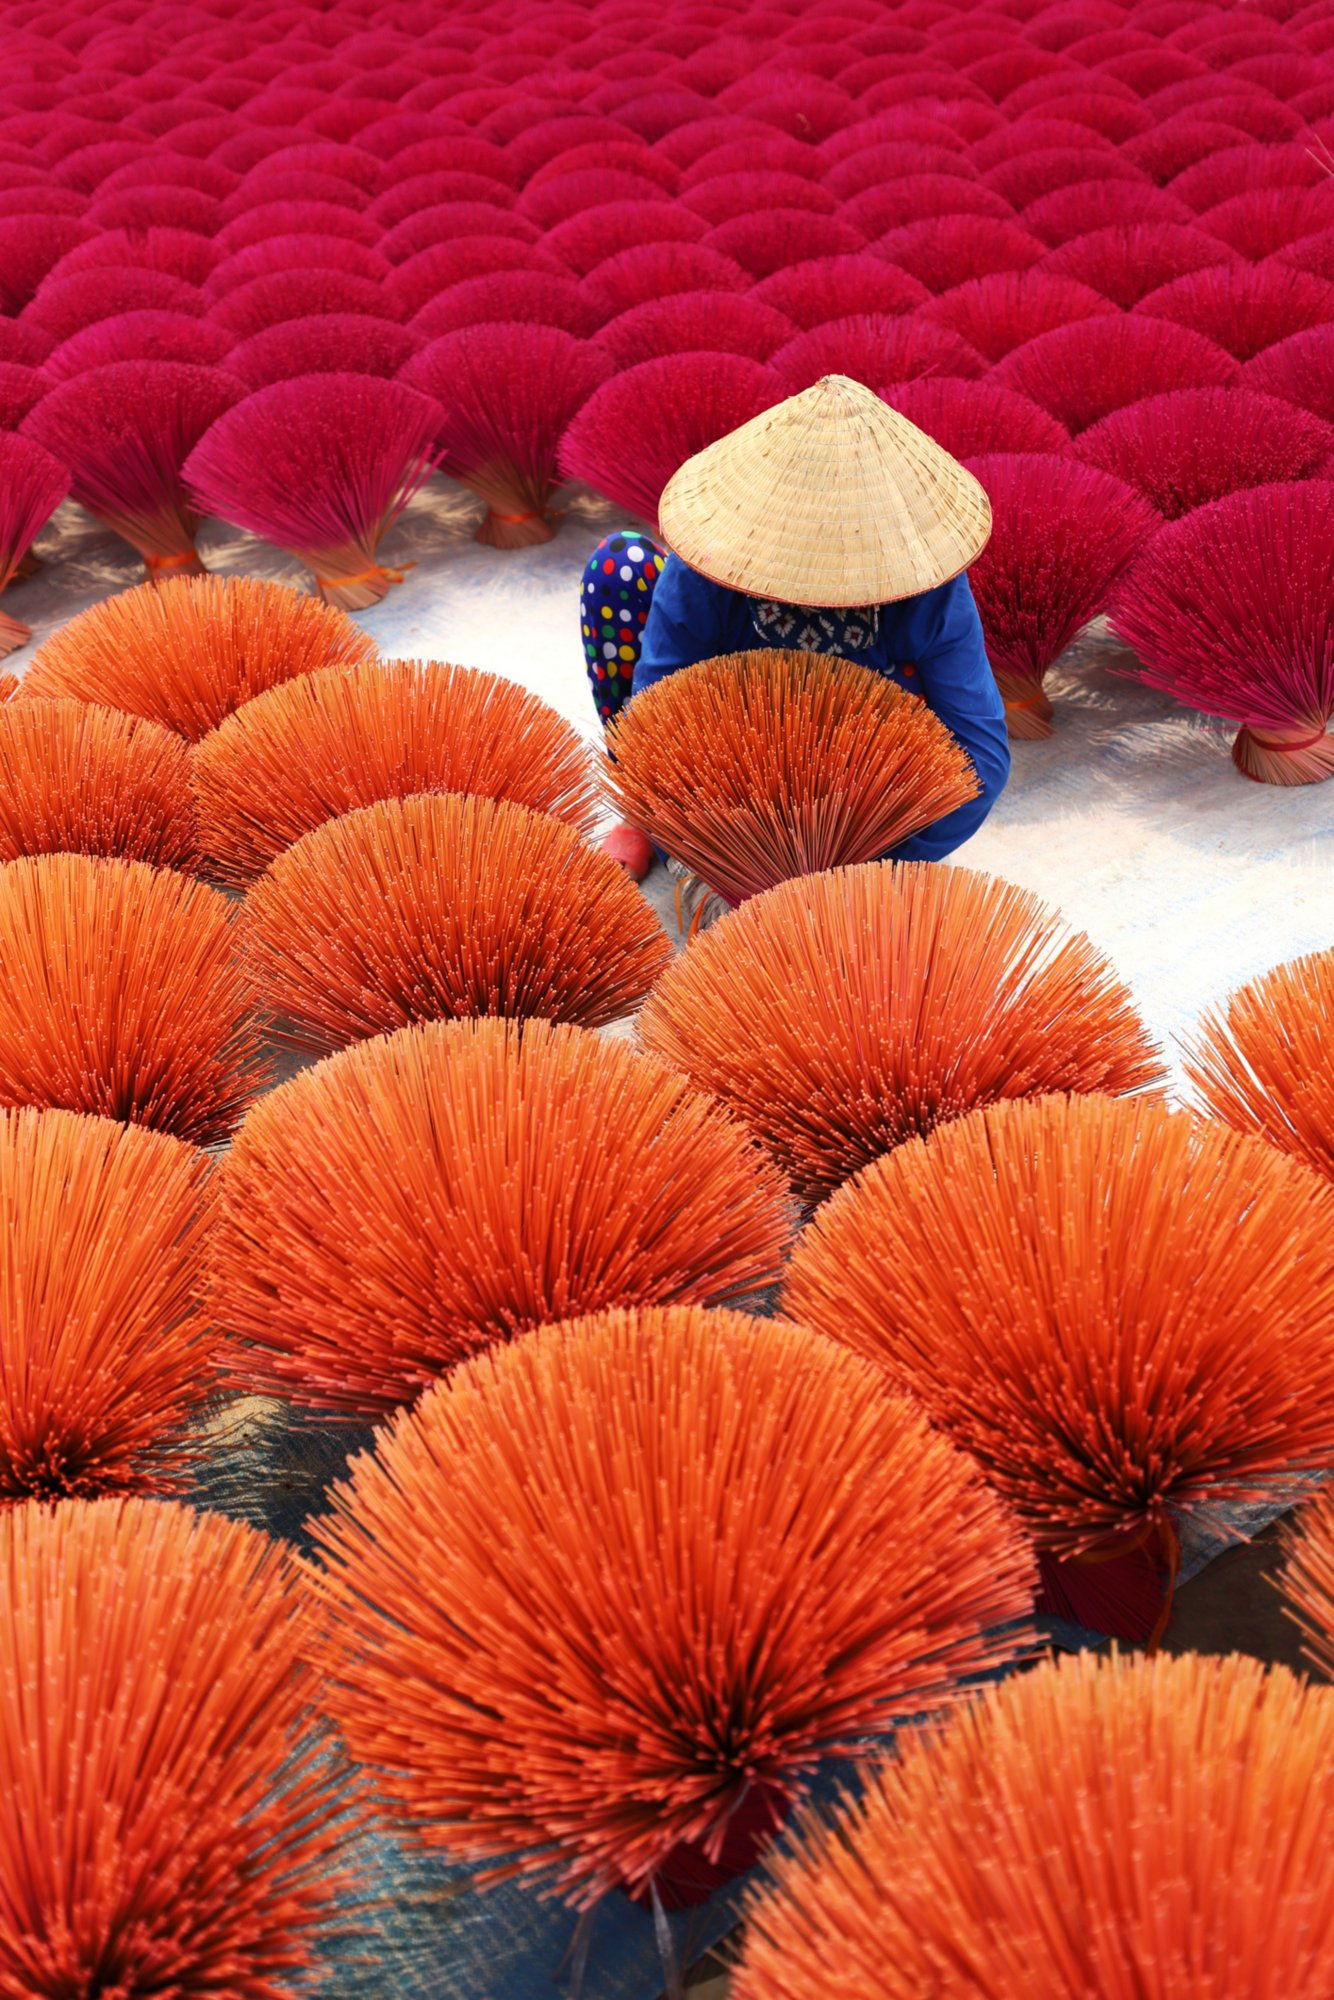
881, 378, 1069, 458
1183, 945, 1334, 1184
402, 325, 610, 548
203, 233, 391, 298
1041, 223, 1238, 308
785, 1094, 1334, 1644
0, 1499, 351, 1994
751, 255, 930, 328
1242, 326, 1334, 425
0, 853, 264, 1143
581, 242, 750, 315
1136, 261, 1334, 362
240, 792, 672, 1055
0, 215, 93, 313
22, 361, 243, 581
702, 208, 866, 277
604, 649, 979, 908
207, 268, 402, 338
224, 314, 419, 390
208, 1017, 791, 1417
184, 374, 442, 608
0, 434, 69, 659
0, 1107, 212, 1502
22, 268, 204, 347
1111, 482, 1334, 784
42, 311, 236, 381
192, 656, 597, 886
311, 1305, 1033, 1910
24, 576, 376, 742
872, 214, 1047, 290
596, 291, 794, 365
772, 316, 986, 391
638, 862, 1161, 1204
996, 316, 1237, 431
733, 1653, 1334, 1999
1077, 388, 1333, 518
49, 225, 222, 288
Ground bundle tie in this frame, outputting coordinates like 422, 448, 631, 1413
1244, 722, 1329, 753
489, 509, 545, 524
1004, 693, 1048, 712
144, 549, 199, 573
1070, 1514, 1181, 1655
313, 561, 417, 589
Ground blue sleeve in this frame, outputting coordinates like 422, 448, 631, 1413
888, 573, 1010, 863
632, 556, 740, 694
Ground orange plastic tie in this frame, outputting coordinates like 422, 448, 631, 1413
313, 561, 416, 589
144, 550, 199, 573
490, 510, 544, 524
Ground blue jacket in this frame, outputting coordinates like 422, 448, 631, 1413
633, 557, 1009, 863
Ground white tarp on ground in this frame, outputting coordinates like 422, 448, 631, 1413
10, 478, 1333, 1085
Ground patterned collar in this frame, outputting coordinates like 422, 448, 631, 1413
750, 598, 881, 657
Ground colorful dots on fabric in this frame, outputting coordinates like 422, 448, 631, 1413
579, 529, 668, 727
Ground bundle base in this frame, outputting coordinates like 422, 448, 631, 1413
144, 548, 208, 584
0, 605, 32, 659
1232, 722, 1334, 786
310, 556, 407, 611
12, 549, 41, 583
476, 507, 556, 550
624, 1783, 791, 1912
996, 672, 1054, 740
1037, 1528, 1175, 1646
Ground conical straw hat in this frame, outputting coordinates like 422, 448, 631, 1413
658, 375, 992, 608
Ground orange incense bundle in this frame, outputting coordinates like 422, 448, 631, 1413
1183, 945, 1334, 1183
0, 854, 264, 1144
210, 1017, 790, 1419
23, 575, 377, 742
311, 1305, 1035, 1910
638, 864, 1163, 1205
604, 649, 979, 909
241, 792, 672, 1056
1281, 1490, 1334, 1678
732, 1651, 1334, 1999
0, 699, 197, 869
784, 1094, 1334, 1643
0, 1107, 213, 1503
0, 1498, 351, 1996
191, 657, 597, 887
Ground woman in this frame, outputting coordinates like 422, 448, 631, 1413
580, 374, 1010, 881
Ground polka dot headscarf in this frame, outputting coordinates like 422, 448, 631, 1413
580, 531, 667, 726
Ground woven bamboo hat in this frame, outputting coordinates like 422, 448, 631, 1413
657, 375, 992, 608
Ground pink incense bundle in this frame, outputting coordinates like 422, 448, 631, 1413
24, 575, 377, 742
0, 364, 45, 433
560, 353, 782, 529
214, 199, 381, 255
387, 240, 552, 321
0, 853, 264, 1144
225, 315, 419, 391
380, 202, 542, 269
1124, 115, 1263, 185
822, 141, 972, 201
0, 434, 68, 659
773, 314, 987, 393
1077, 389, 1333, 519
751, 255, 929, 329
402, 325, 609, 548
1111, 482, 1334, 785
369, 170, 518, 237
703, 208, 867, 278
965, 452, 1159, 736
530, 139, 677, 192
873, 215, 1047, 291
22, 269, 205, 348
785, 1094, 1334, 1645
0, 699, 196, 870
638, 862, 1161, 1205
410, 270, 600, 343
983, 146, 1149, 212
42, 312, 235, 384
0, 216, 93, 313
184, 375, 442, 609
310, 1305, 1033, 1912
209, 1017, 791, 1417
681, 135, 822, 188
208, 269, 402, 339
522, 167, 678, 229
595, 292, 794, 366
1171, 142, 1324, 216
733, 1653, 1334, 2000
240, 791, 672, 1056
98, 154, 238, 200
679, 170, 837, 228
85, 185, 223, 235
545, 200, 710, 278
49, 226, 222, 289
192, 656, 597, 886
1136, 262, 1334, 364
0, 1108, 213, 1503
1022, 179, 1194, 248
1184, 945, 1334, 1186
0, 1499, 351, 1996
23, 362, 242, 583
924, 268, 1112, 362
605, 649, 979, 908
581, 242, 750, 316
1041, 224, 1237, 309
0, 321, 49, 368
843, 175, 1017, 240
880, 378, 1070, 459
1242, 327, 1334, 426
996, 316, 1237, 433
204, 234, 391, 299
1202, 188, 1334, 262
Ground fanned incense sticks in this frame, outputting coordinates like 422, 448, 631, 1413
1042, 223, 1237, 309
1183, 945, 1334, 1181
637, 863, 1163, 1205
965, 452, 1158, 736
604, 649, 979, 908
41, 309, 237, 380
192, 657, 597, 886
784, 1094, 1334, 1641
0, 1498, 352, 1995
1281, 1490, 1334, 1677
184, 373, 442, 608
240, 791, 672, 1054
996, 314, 1237, 431
0, 1107, 212, 1502
0, 853, 264, 1144
1135, 260, 1334, 362
210, 1017, 790, 1418
880, 378, 1070, 459
0, 699, 197, 869
310, 1305, 1035, 1909
732, 1652, 1334, 1999
1110, 481, 1334, 784
24, 575, 377, 741
1077, 387, 1334, 517
0, 434, 68, 661
22, 360, 243, 581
